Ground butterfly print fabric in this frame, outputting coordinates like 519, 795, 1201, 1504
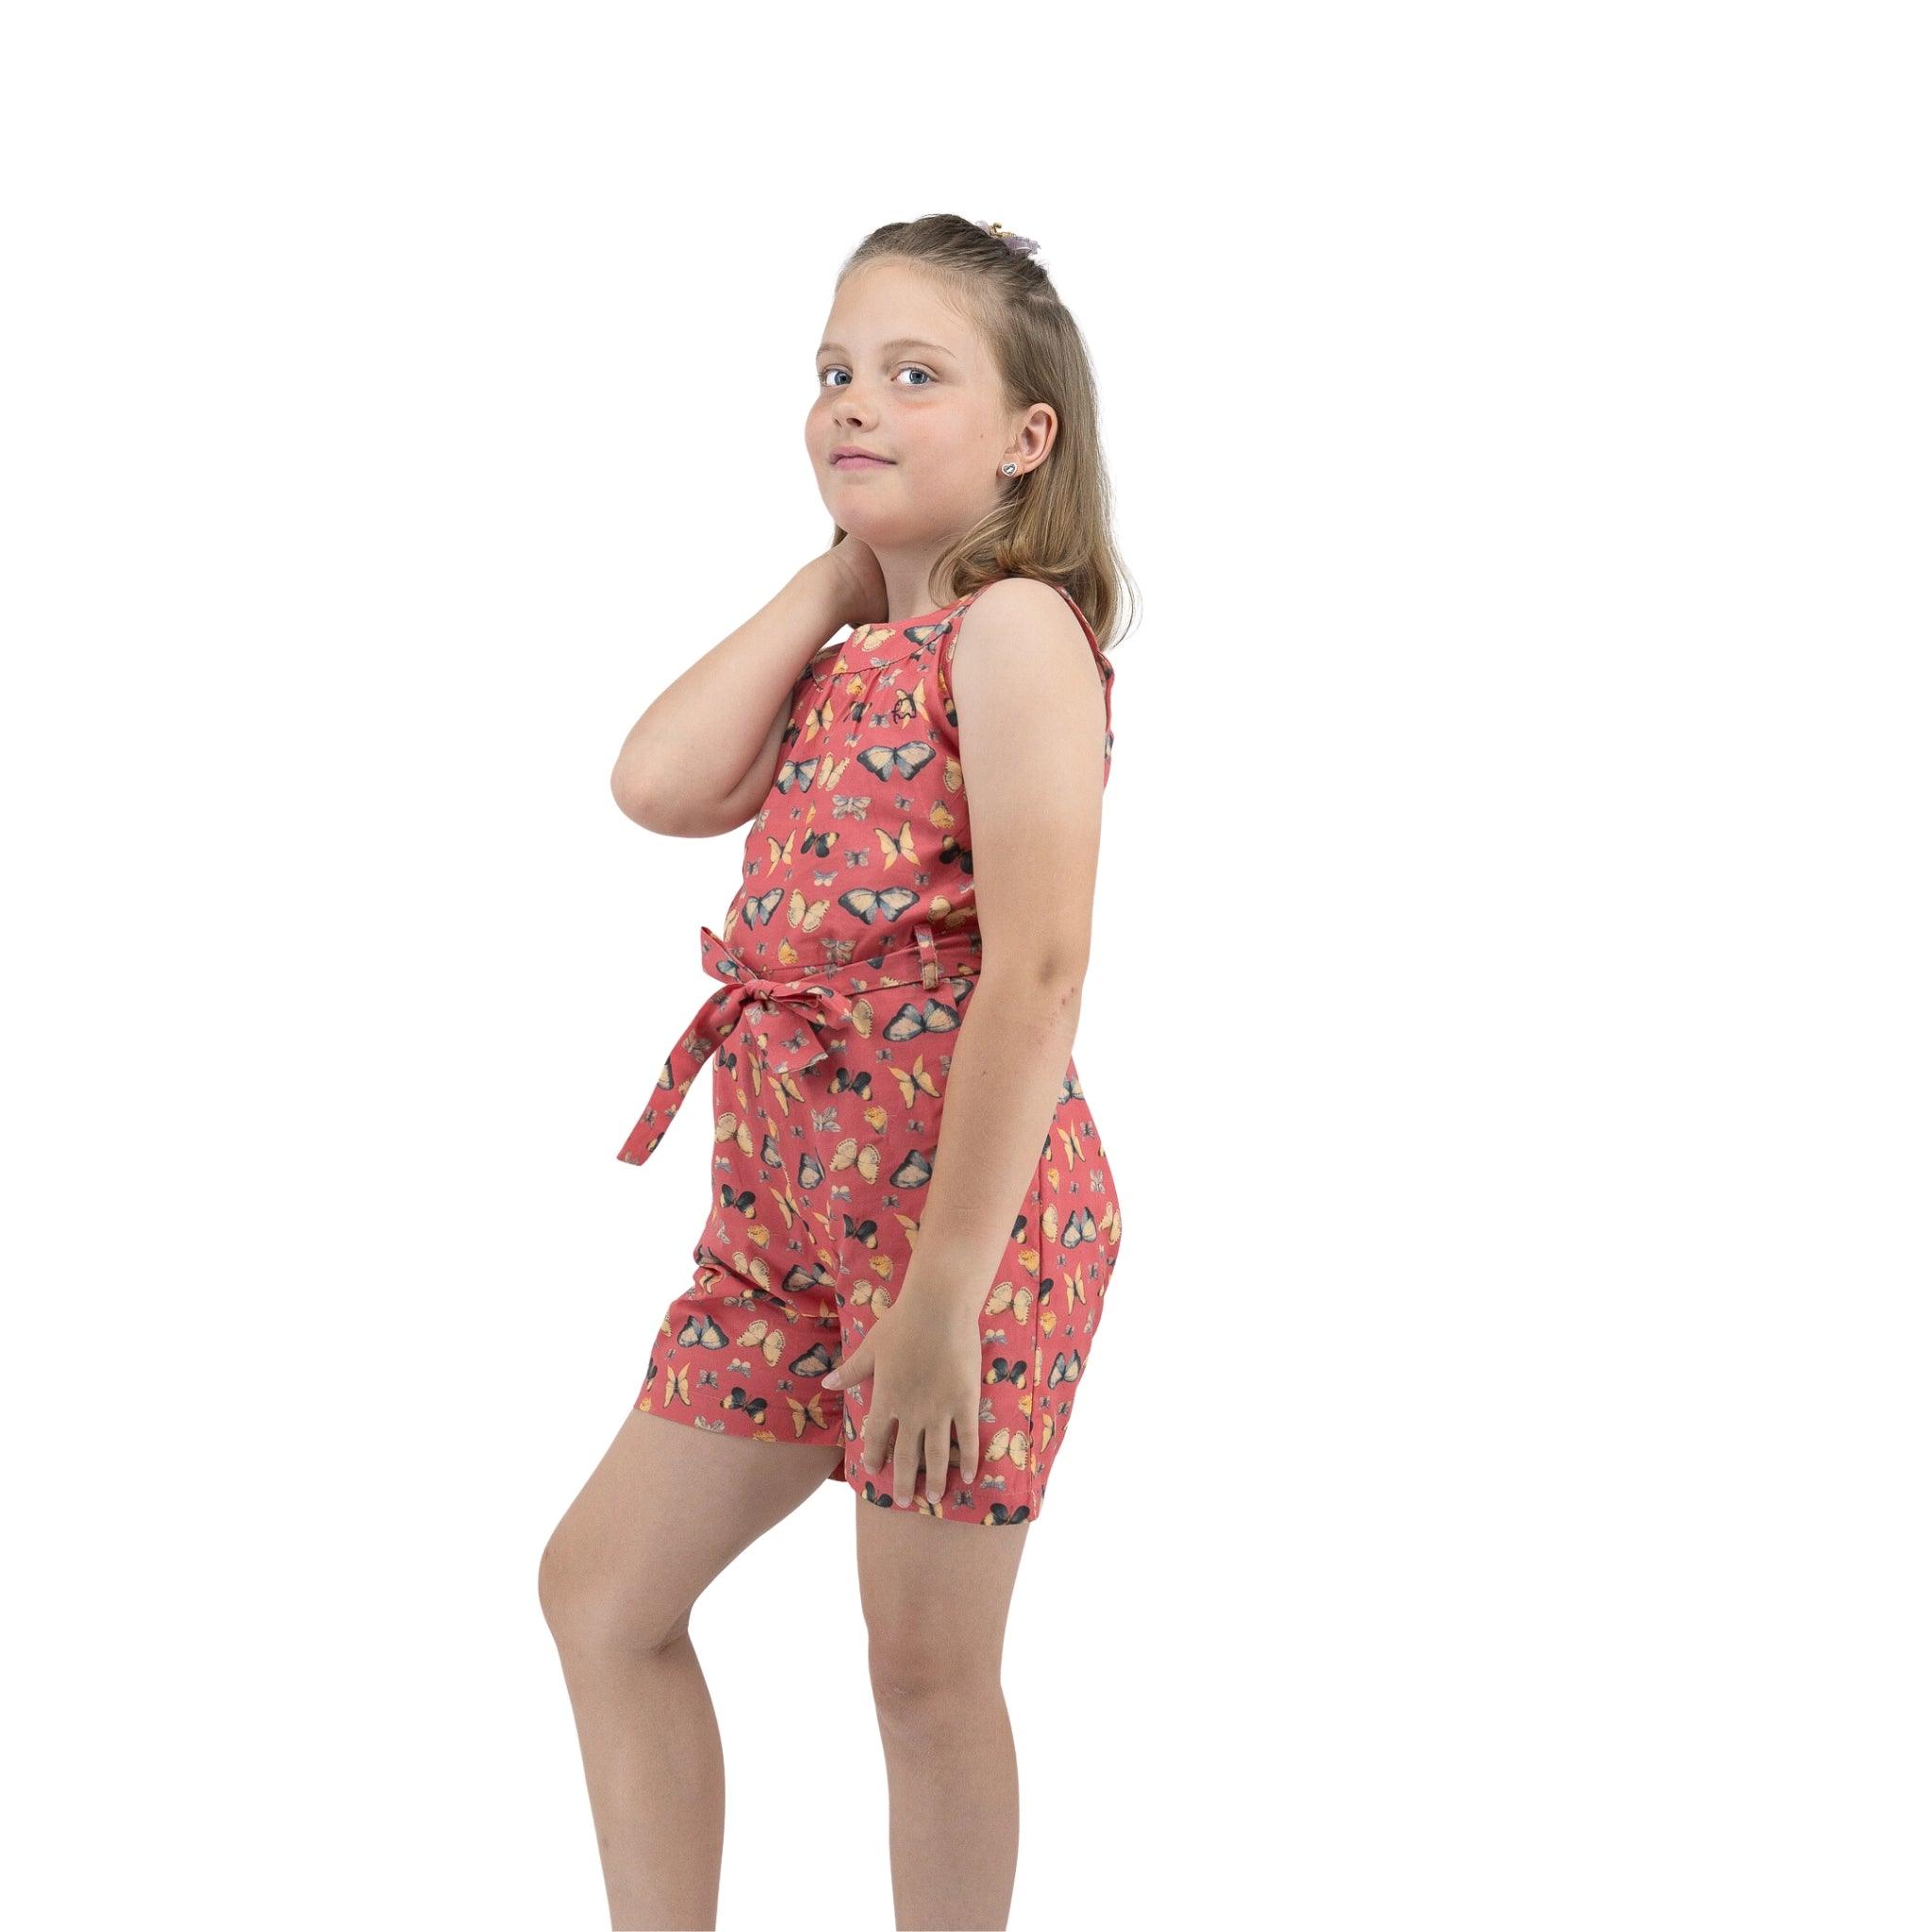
616, 579, 1122, 1524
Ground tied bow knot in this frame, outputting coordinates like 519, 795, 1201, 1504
615, 925, 861, 1169
699, 924, 856, 1076
708, 967, 857, 1077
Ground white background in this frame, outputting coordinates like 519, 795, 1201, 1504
5, 5, 1926, 1928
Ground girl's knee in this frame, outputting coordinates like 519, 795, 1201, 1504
538, 1525, 692, 1658
867, 1629, 999, 1718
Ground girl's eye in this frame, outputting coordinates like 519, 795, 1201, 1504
817, 366, 935, 389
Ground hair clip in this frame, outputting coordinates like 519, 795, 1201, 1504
977, 220, 1041, 258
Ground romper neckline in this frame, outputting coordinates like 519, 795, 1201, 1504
809, 579, 1105, 677
836, 592, 976, 665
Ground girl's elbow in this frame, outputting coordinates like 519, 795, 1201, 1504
611, 759, 681, 833
609, 762, 740, 838
983, 947, 1089, 1004
609, 758, 670, 830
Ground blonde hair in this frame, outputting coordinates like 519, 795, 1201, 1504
824, 213, 1136, 653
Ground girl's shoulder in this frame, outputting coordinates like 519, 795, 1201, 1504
943, 576, 1109, 682
937, 576, 1114, 786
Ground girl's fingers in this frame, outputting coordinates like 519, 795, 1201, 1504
861, 1401, 892, 1476
867, 1405, 978, 1506
892, 1422, 924, 1507
924, 1416, 955, 1505
932, 1417, 955, 1499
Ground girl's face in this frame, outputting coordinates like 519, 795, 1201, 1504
808, 260, 1053, 580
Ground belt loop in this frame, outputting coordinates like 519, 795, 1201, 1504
913, 921, 941, 990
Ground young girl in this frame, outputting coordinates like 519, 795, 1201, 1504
540, 214, 1128, 1932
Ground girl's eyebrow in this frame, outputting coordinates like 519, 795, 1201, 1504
816, 337, 957, 360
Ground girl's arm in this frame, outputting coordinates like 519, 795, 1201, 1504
609, 550, 868, 838
898, 575, 1109, 1308
815, 575, 1108, 1497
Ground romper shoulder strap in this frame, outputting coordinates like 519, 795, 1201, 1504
1050, 581, 1102, 653
1053, 584, 1115, 786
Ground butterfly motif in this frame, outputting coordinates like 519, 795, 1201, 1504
889, 1058, 941, 1106
829, 1138, 883, 1182
856, 741, 936, 780
839, 885, 920, 924
888, 1148, 934, 1191
882, 998, 960, 1042
723, 1387, 769, 1424
786, 1391, 833, 1436
982, 1279, 1033, 1324
847, 1280, 891, 1316
789, 1339, 839, 1379
735, 1318, 788, 1367
788, 889, 832, 930
875, 822, 917, 867
676, 1313, 729, 1351
726, 1248, 774, 1292
1062, 1206, 1100, 1249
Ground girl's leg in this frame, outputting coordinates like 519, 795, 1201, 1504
855, 1505, 1032, 1931
538, 1408, 841, 1931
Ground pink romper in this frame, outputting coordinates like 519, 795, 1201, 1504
616, 579, 1123, 1524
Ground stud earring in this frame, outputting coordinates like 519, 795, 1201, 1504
1002, 462, 1018, 475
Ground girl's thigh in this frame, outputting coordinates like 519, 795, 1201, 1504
541, 1407, 841, 1643
854, 1501, 1030, 1676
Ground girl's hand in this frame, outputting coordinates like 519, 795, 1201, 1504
822, 1288, 982, 1507
821, 535, 889, 630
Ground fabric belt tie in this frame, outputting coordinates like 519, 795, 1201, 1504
616, 920, 963, 1171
